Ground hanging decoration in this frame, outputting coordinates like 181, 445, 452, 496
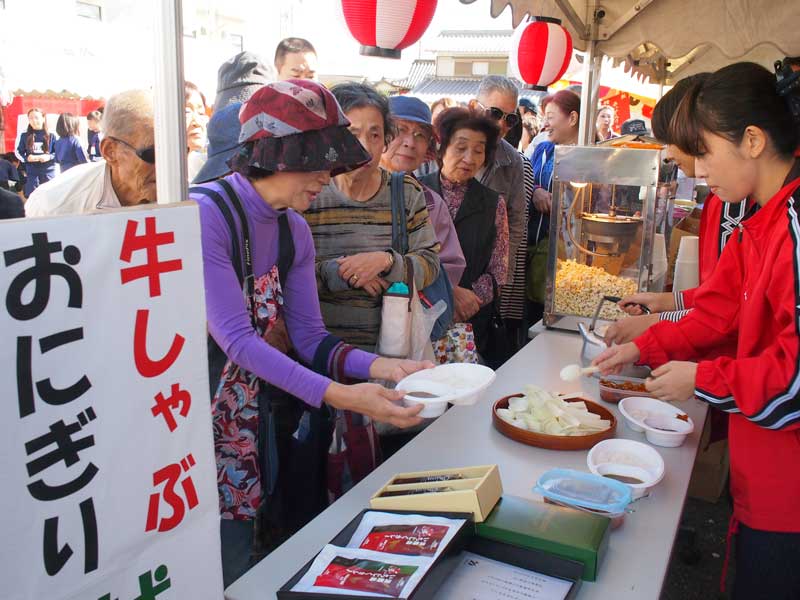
341, 0, 438, 60
510, 17, 573, 90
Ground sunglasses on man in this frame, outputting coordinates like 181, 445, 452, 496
109, 136, 156, 164
477, 101, 520, 128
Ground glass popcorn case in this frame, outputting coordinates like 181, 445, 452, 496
544, 145, 676, 332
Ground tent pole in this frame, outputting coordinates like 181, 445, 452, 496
578, 41, 600, 146
153, 0, 188, 204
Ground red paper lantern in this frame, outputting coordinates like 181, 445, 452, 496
510, 17, 573, 90
341, 0, 437, 59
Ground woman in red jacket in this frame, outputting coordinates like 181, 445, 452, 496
594, 61, 800, 600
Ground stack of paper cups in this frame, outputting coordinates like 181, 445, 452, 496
651, 233, 668, 292
673, 235, 699, 292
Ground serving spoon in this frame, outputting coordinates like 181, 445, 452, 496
560, 363, 601, 382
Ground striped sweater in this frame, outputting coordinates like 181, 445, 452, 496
306, 169, 441, 350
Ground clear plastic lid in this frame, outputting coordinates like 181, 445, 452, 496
534, 468, 632, 515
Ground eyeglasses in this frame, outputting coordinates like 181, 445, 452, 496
477, 102, 520, 128
396, 123, 432, 145
109, 136, 156, 164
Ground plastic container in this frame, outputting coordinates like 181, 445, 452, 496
618, 396, 695, 447
534, 468, 632, 521
397, 363, 496, 407
598, 376, 655, 403
587, 439, 665, 499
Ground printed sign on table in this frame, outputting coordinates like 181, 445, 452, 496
0, 204, 222, 600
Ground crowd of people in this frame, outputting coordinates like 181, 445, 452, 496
3, 34, 800, 598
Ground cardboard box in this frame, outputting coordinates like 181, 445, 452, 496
277, 509, 474, 599
688, 417, 730, 503
370, 465, 502, 523
475, 495, 610, 582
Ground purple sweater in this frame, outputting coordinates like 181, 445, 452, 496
192, 173, 377, 408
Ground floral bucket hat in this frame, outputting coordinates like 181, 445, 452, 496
228, 79, 371, 176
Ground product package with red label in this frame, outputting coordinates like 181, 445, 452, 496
291, 545, 430, 597
315, 556, 418, 597
359, 524, 450, 557
347, 511, 465, 562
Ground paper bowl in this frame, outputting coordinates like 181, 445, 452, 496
397, 363, 496, 407
618, 396, 694, 447
588, 439, 665, 499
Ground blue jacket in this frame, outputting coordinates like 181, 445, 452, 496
17, 130, 56, 169
0, 158, 19, 186
528, 141, 555, 245
87, 130, 102, 161
54, 135, 88, 172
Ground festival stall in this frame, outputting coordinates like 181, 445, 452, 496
4, 1, 800, 599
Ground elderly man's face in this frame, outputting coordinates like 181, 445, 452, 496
476, 89, 517, 138
101, 120, 157, 206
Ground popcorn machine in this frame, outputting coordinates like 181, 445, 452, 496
544, 145, 675, 332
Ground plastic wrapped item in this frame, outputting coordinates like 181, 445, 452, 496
534, 469, 632, 517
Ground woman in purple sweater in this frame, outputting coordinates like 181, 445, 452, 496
190, 80, 429, 586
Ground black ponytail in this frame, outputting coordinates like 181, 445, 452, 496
670, 62, 800, 159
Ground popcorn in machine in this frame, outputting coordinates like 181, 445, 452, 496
544, 145, 677, 333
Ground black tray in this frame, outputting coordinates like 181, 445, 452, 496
277, 509, 474, 599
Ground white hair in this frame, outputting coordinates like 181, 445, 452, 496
477, 76, 519, 104
102, 89, 154, 140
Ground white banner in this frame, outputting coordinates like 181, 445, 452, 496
0, 204, 223, 599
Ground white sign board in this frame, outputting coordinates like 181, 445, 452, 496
0, 204, 223, 599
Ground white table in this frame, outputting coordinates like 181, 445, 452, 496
225, 330, 708, 599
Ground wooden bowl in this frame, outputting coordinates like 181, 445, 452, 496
492, 394, 617, 451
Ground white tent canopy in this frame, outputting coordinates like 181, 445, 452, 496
460, 0, 800, 84
462, 0, 800, 143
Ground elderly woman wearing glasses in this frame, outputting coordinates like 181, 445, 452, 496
25, 89, 158, 217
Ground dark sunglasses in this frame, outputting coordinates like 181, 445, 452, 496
478, 102, 520, 128
109, 136, 156, 164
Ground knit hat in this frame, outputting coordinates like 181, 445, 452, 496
214, 51, 274, 110
228, 79, 370, 176
192, 102, 242, 184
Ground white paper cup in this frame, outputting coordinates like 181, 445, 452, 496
676, 235, 699, 263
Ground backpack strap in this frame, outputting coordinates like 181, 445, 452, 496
390, 172, 409, 255
192, 181, 256, 327
189, 185, 244, 286
276, 213, 295, 291
217, 178, 296, 292
217, 179, 255, 298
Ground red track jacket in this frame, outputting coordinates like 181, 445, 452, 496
635, 170, 800, 532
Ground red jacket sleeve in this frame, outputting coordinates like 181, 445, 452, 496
635, 239, 742, 367
693, 246, 800, 431
636, 230, 800, 431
